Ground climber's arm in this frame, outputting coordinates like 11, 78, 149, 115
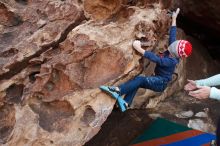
169, 8, 180, 45
132, 40, 176, 66
209, 87, 220, 100
196, 74, 220, 87
169, 27, 177, 45
143, 51, 176, 66
171, 8, 180, 26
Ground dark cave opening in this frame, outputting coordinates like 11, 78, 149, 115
177, 14, 220, 61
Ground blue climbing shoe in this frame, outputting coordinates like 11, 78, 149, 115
99, 86, 121, 100
100, 85, 127, 112
116, 97, 128, 112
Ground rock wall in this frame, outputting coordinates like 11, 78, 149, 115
0, 0, 187, 145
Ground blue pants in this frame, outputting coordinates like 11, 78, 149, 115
119, 76, 168, 105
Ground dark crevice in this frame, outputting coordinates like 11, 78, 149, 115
0, 2, 23, 27
15, 0, 28, 5
127, 0, 137, 6
0, 104, 15, 144
7, 14, 23, 27
6, 84, 24, 104
85, 109, 152, 146
29, 71, 40, 83
177, 14, 220, 61
78, 0, 83, 4
0, 48, 18, 57
29, 100, 75, 132
81, 106, 96, 125
0, 12, 87, 80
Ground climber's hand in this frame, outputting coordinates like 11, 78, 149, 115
171, 8, 180, 26
133, 40, 145, 55
172, 8, 180, 20
184, 79, 197, 91
133, 40, 141, 49
188, 86, 211, 99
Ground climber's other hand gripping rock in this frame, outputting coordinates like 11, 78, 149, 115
133, 40, 145, 55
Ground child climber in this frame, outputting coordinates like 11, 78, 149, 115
100, 8, 192, 112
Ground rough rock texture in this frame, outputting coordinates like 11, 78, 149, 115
0, 0, 189, 145
0, 0, 85, 79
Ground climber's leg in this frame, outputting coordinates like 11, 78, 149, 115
120, 76, 168, 106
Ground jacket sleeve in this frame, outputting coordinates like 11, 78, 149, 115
144, 51, 175, 66
196, 74, 220, 87
209, 87, 220, 100
169, 26, 177, 45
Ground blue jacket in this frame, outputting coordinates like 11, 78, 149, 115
143, 26, 179, 82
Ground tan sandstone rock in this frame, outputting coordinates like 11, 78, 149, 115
0, 0, 186, 145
